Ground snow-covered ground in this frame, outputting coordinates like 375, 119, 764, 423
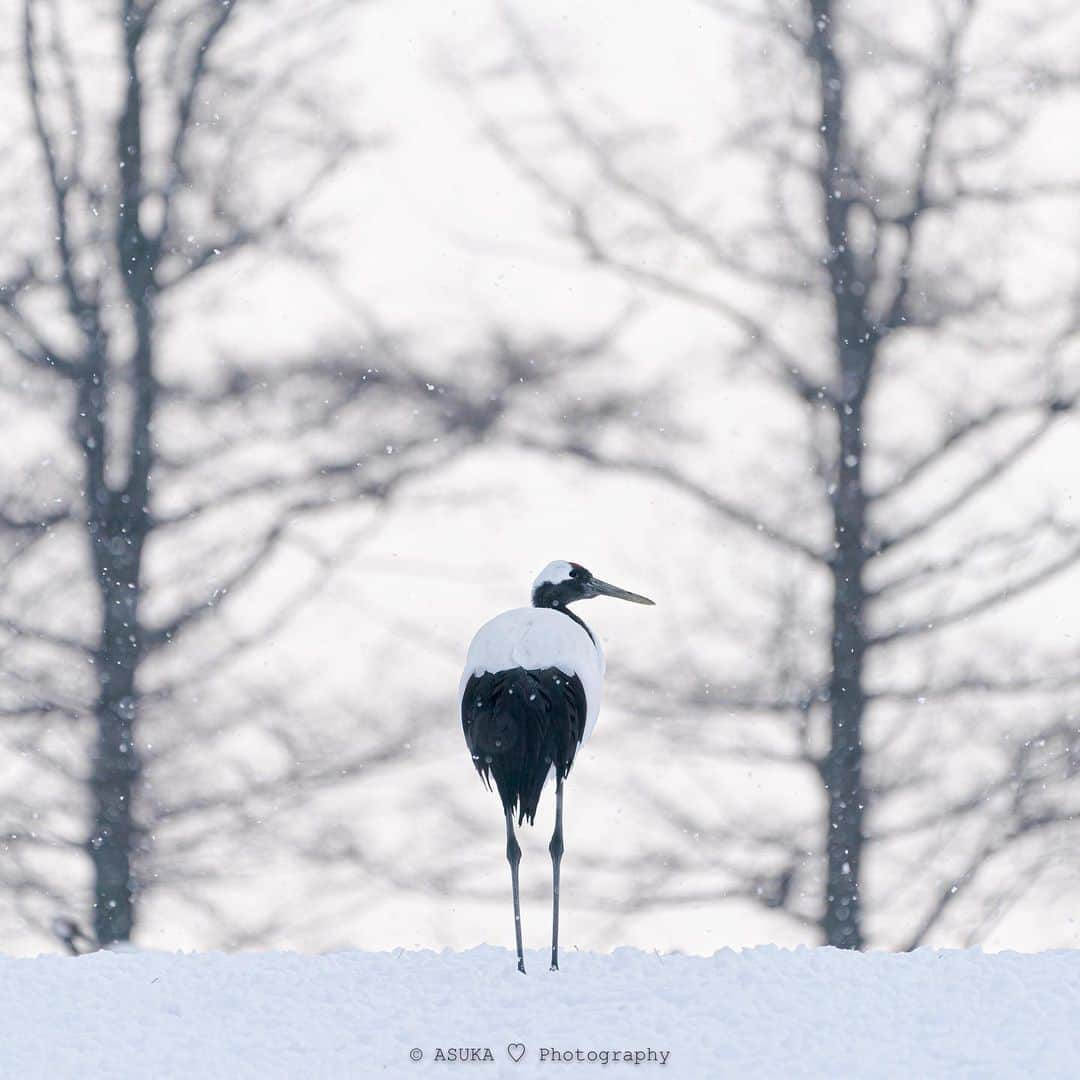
3, 946, 1078, 1078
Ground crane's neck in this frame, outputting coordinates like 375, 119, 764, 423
532, 590, 597, 647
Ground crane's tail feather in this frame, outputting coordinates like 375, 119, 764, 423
461, 668, 586, 825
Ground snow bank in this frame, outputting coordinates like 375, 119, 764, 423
2, 945, 1078, 1078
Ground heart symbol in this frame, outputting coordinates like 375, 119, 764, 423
507, 1043, 526, 1063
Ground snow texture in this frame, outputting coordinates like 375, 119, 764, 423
460, 607, 605, 741
3, 946, 1078, 1078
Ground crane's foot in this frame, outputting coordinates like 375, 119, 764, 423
517, 958, 526, 974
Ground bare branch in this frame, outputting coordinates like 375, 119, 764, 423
872, 0, 978, 337
870, 397, 1070, 505
868, 515, 1060, 597
472, 14, 835, 408
21, 0, 95, 336
876, 406, 1069, 554
871, 532, 1080, 647
903, 811, 1072, 950
870, 668, 1080, 703
517, 437, 827, 564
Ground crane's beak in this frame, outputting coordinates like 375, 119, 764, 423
589, 578, 655, 605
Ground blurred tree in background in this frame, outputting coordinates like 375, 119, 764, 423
478, 0, 1080, 948
0, 0, 618, 948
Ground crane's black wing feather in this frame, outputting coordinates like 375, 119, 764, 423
461, 667, 587, 825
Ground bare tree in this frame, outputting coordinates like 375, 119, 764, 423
471, 0, 1080, 948
0, 0, 622, 949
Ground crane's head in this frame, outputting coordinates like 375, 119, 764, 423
531, 561, 655, 609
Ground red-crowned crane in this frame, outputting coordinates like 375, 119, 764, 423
459, 560, 654, 973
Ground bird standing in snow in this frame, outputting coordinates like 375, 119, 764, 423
459, 561, 654, 973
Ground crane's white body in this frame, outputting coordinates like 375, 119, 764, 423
458, 607, 606, 743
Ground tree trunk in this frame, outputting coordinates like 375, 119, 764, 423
88, 526, 145, 945
822, 358, 869, 949
807, 0, 873, 949
81, 0, 158, 946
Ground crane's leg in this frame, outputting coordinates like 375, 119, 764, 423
549, 776, 565, 971
505, 809, 526, 974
